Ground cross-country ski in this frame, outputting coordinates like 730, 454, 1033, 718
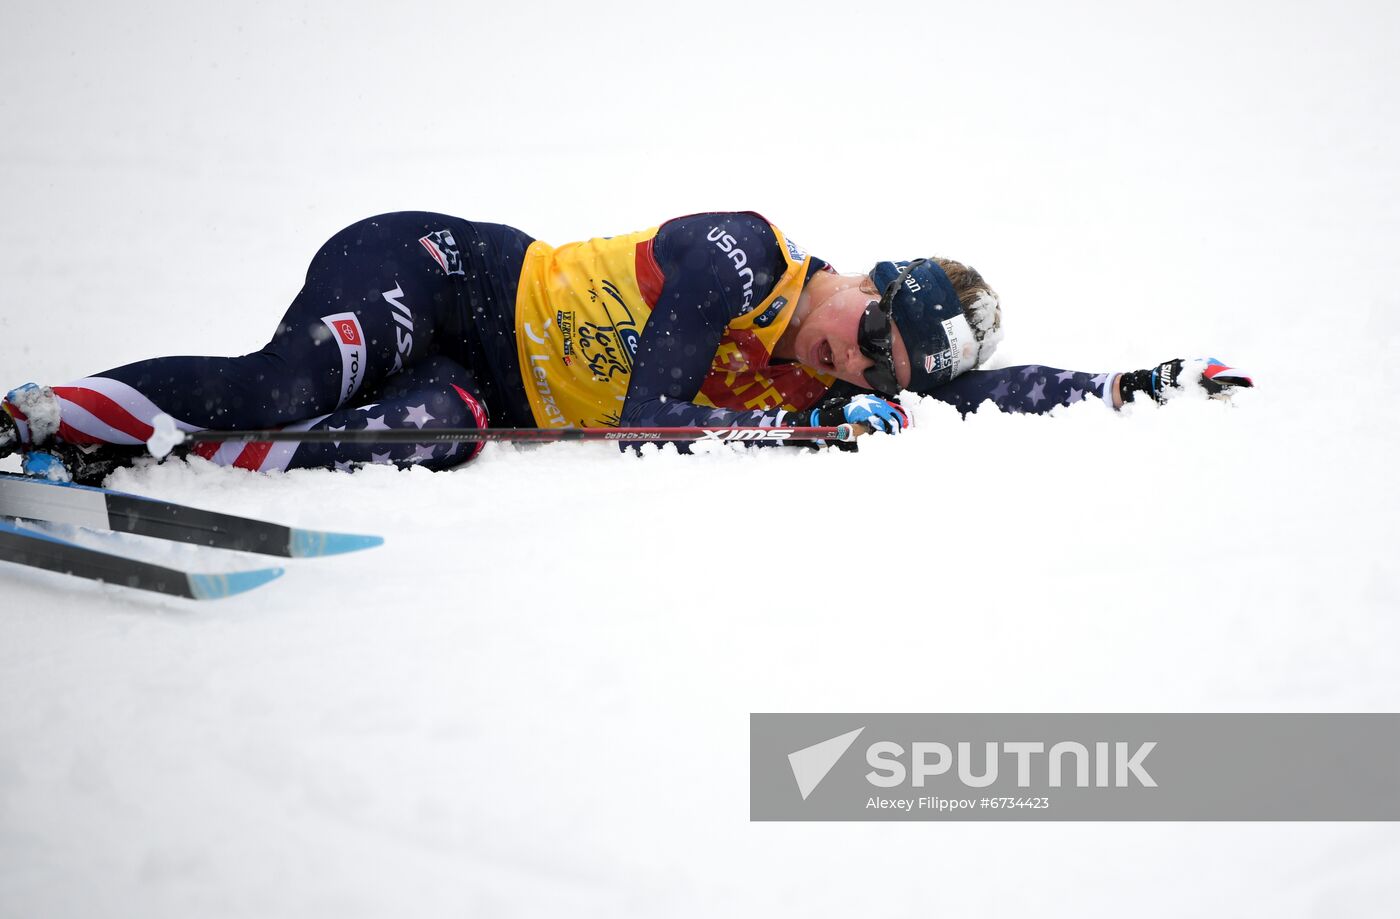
0, 519, 283, 600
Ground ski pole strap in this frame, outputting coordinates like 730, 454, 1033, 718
177, 425, 857, 447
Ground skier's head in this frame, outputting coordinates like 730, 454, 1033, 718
865, 257, 1002, 396
786, 256, 1001, 395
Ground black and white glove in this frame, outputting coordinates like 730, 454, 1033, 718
1118, 358, 1254, 405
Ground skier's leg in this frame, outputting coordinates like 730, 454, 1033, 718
6, 212, 470, 450
192, 355, 492, 473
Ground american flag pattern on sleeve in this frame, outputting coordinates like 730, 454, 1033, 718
919, 366, 1113, 416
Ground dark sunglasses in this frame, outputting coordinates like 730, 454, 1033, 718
857, 258, 926, 395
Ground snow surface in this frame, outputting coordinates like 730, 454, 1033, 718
3, 1, 1400, 916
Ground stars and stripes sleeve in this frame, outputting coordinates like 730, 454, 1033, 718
920, 366, 1115, 415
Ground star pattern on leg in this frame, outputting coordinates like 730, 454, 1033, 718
363, 414, 390, 431
1056, 370, 1077, 382
403, 404, 435, 429
410, 443, 438, 463
1026, 379, 1048, 407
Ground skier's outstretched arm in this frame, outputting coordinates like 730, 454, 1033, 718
923, 358, 1252, 416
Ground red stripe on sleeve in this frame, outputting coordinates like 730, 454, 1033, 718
635, 238, 665, 308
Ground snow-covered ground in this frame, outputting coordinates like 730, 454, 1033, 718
3, 2, 1399, 916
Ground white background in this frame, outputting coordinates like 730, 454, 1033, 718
2, 1, 1398, 916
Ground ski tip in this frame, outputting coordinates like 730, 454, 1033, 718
187, 566, 285, 600
288, 529, 384, 558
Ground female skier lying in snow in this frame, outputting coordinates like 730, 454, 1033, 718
0, 211, 1251, 484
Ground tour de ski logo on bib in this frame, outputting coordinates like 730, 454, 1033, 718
320, 312, 366, 407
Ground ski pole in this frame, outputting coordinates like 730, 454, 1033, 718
146, 415, 857, 458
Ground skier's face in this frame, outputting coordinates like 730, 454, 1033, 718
792, 278, 913, 392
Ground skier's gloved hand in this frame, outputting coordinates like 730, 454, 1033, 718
1197, 359, 1254, 397
1118, 358, 1254, 405
808, 393, 910, 435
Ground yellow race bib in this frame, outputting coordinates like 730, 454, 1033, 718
514, 218, 833, 427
